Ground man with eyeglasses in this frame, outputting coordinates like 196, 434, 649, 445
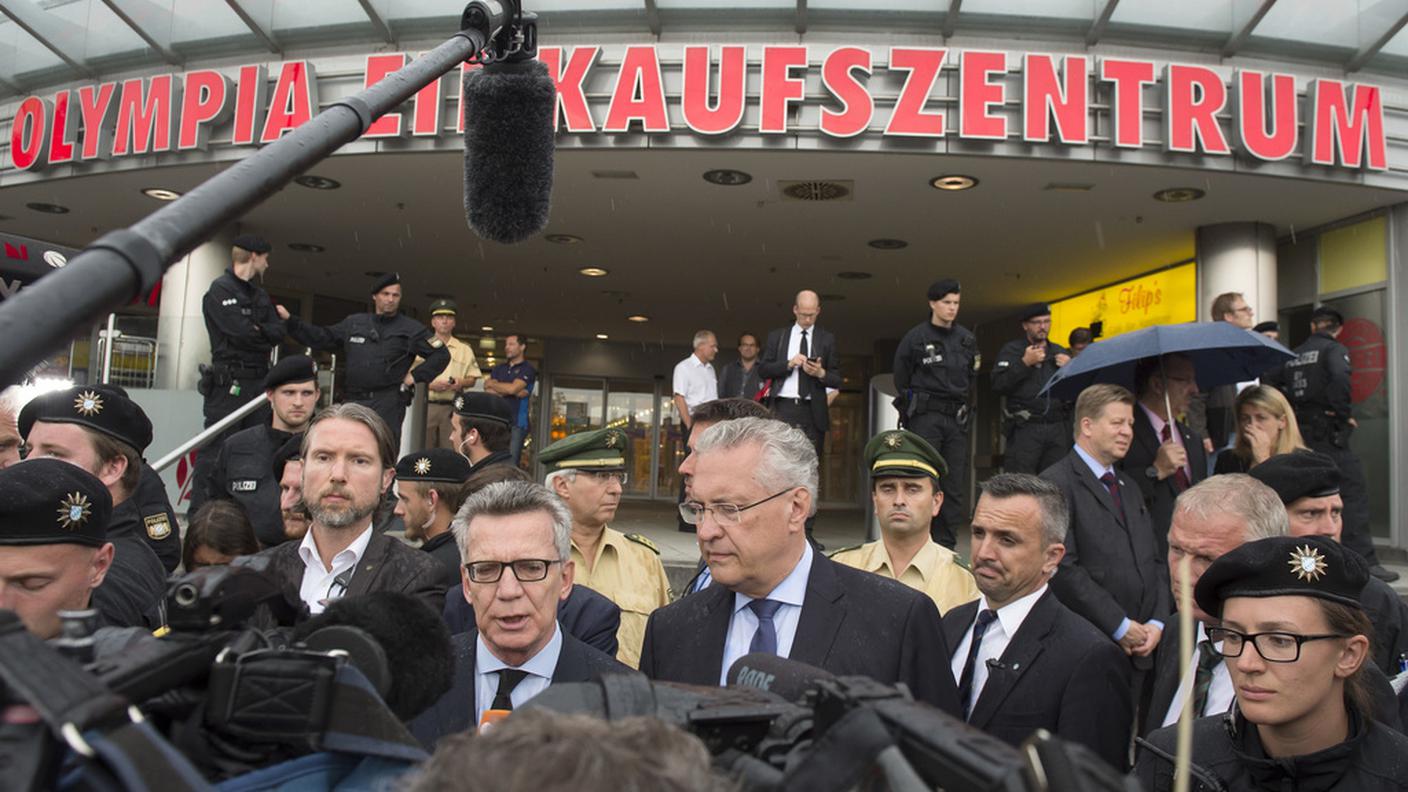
409, 480, 633, 748
1185, 292, 1257, 457
991, 303, 1071, 475
540, 428, 671, 668
639, 417, 960, 714
1119, 353, 1207, 559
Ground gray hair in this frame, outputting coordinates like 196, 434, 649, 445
692, 330, 715, 349
543, 468, 577, 492
693, 417, 817, 509
1174, 474, 1288, 541
453, 480, 572, 562
979, 473, 1070, 547
302, 402, 397, 469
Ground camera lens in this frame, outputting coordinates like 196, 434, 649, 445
173, 583, 200, 609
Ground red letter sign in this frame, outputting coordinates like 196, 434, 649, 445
261, 61, 318, 143
604, 45, 669, 133
364, 54, 408, 138
759, 46, 808, 134
539, 46, 599, 133
1234, 70, 1297, 162
47, 90, 77, 165
884, 48, 946, 137
1023, 54, 1088, 144
112, 74, 180, 156
820, 47, 873, 138
178, 70, 233, 151
1164, 64, 1230, 155
959, 50, 1008, 140
9, 97, 49, 171
1305, 79, 1387, 170
681, 45, 746, 135
232, 65, 268, 146
1099, 59, 1155, 148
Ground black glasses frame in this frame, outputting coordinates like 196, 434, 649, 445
464, 558, 561, 584
678, 486, 798, 526
1205, 627, 1348, 663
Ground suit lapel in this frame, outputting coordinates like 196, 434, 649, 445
789, 554, 845, 668
346, 529, 389, 598
432, 632, 477, 737
1133, 410, 1160, 462
1072, 456, 1126, 526
943, 601, 978, 654
967, 591, 1056, 729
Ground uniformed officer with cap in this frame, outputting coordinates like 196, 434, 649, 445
394, 448, 473, 578
191, 355, 321, 547
1269, 305, 1392, 581
420, 298, 481, 450
277, 272, 449, 448
450, 391, 516, 470
831, 430, 979, 613
541, 427, 671, 668
17, 388, 167, 630
893, 278, 979, 549
991, 302, 1072, 475
201, 233, 284, 430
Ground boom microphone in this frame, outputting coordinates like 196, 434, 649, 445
726, 653, 836, 702
463, 56, 556, 244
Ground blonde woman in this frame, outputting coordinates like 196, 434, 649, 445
1214, 385, 1306, 474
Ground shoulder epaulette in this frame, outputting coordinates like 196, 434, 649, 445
624, 533, 660, 554
827, 544, 865, 559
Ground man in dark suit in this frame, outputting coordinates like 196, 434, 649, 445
1041, 383, 1168, 662
411, 480, 633, 747
943, 473, 1132, 767
442, 583, 623, 658
1118, 353, 1206, 559
757, 290, 841, 462
639, 417, 959, 714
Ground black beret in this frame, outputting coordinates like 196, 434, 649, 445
453, 392, 513, 426
1019, 302, 1051, 322
370, 272, 401, 294
231, 234, 271, 254
272, 434, 303, 481
1248, 451, 1341, 505
927, 279, 961, 301
264, 355, 318, 391
1311, 306, 1344, 326
0, 458, 113, 547
1252, 321, 1279, 334
396, 449, 473, 484
1194, 535, 1367, 619
19, 385, 153, 453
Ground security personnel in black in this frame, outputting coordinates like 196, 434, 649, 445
893, 278, 978, 549
200, 234, 284, 430
278, 272, 449, 448
991, 302, 1072, 475
452, 391, 516, 471
393, 448, 473, 579
1273, 306, 1392, 581
190, 355, 320, 548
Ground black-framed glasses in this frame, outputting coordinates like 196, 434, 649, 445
464, 559, 560, 584
1206, 627, 1348, 663
678, 487, 797, 527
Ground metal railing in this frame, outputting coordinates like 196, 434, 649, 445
151, 392, 269, 473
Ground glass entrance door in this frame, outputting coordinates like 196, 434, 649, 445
545, 375, 662, 499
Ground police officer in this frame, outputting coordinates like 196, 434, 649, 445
277, 272, 449, 448
421, 299, 481, 450
991, 303, 1071, 475
393, 448, 473, 578
893, 278, 978, 549
1273, 306, 1393, 581
451, 391, 516, 471
201, 234, 284, 430
190, 355, 320, 547
830, 429, 980, 613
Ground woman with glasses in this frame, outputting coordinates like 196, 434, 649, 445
1214, 385, 1307, 474
1134, 534, 1408, 790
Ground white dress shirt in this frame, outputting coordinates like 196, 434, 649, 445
719, 542, 814, 684
672, 352, 718, 411
1161, 622, 1234, 727
475, 623, 563, 725
297, 524, 374, 614
948, 584, 1048, 710
777, 324, 812, 399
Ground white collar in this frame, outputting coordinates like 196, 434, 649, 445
476, 622, 563, 677
298, 522, 374, 574
981, 583, 1048, 638
1072, 442, 1115, 480
733, 541, 813, 613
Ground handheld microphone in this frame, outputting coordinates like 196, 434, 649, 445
462, 57, 556, 244
726, 653, 835, 702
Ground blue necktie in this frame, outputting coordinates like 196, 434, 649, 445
748, 599, 784, 655
958, 609, 998, 721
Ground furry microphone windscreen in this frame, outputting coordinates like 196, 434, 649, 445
463, 58, 557, 244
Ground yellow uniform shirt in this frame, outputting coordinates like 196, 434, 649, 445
419, 336, 482, 403
570, 526, 672, 668
830, 540, 979, 615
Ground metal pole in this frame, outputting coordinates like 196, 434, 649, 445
100, 314, 117, 384
150, 392, 270, 472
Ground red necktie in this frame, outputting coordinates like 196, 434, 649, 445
1100, 472, 1125, 522
1161, 424, 1191, 491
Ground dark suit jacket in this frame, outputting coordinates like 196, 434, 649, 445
1118, 407, 1206, 558
1041, 451, 1170, 638
441, 583, 623, 657
943, 590, 1132, 768
756, 324, 842, 434
241, 528, 456, 619
409, 629, 635, 748
638, 551, 960, 715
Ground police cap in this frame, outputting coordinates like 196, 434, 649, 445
1252, 321, 1279, 334
0, 458, 113, 548
370, 272, 401, 294
539, 428, 628, 472
272, 434, 303, 481
865, 429, 947, 481
264, 354, 318, 391
430, 299, 458, 317
1194, 534, 1367, 619
232, 234, 271, 254
19, 385, 153, 453
1310, 306, 1344, 327
396, 448, 473, 484
1248, 451, 1341, 505
1019, 303, 1051, 322
453, 392, 513, 426
927, 279, 961, 301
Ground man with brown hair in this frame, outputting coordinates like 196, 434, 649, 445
395, 448, 474, 578
1186, 291, 1256, 453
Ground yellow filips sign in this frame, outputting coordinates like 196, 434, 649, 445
1049, 262, 1198, 348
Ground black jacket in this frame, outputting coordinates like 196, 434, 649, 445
191, 424, 296, 547
1278, 331, 1354, 424
202, 268, 284, 371
638, 550, 961, 715
442, 583, 623, 659
421, 531, 461, 580
757, 324, 841, 434
1118, 407, 1207, 558
1135, 707, 1408, 791
409, 628, 636, 748
893, 320, 977, 404
990, 337, 1069, 417
92, 501, 168, 630
718, 359, 763, 401
942, 589, 1132, 767
286, 311, 448, 393
133, 464, 181, 572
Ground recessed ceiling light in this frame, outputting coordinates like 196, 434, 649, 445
595, 333, 609, 340
141, 187, 181, 201
289, 242, 325, 253
545, 234, 582, 245
702, 169, 752, 186
481, 325, 494, 331
930, 174, 978, 191
627, 315, 650, 323
294, 174, 341, 190
26, 202, 68, 214
1153, 187, 1206, 203
837, 271, 873, 280
867, 239, 908, 250
579, 267, 609, 278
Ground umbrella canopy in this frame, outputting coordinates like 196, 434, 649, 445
1039, 321, 1295, 402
